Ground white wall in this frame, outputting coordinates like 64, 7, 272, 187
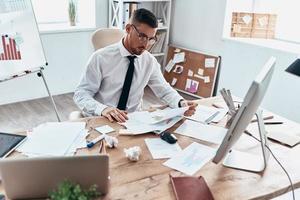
170, 0, 300, 122
0, 0, 108, 105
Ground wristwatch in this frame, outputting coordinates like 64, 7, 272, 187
178, 99, 184, 107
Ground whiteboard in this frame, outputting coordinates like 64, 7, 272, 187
0, 0, 46, 80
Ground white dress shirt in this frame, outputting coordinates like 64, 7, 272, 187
73, 39, 183, 116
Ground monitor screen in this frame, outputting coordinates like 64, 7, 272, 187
212, 57, 276, 164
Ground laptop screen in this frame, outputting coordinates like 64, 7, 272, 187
0, 132, 26, 157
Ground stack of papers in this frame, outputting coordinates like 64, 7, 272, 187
145, 138, 182, 159
186, 105, 228, 124
120, 107, 188, 135
17, 122, 88, 157
175, 120, 228, 144
163, 142, 216, 175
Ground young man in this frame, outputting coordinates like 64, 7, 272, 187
74, 8, 197, 123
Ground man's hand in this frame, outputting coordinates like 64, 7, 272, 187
180, 100, 198, 117
101, 107, 128, 123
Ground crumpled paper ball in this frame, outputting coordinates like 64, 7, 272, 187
123, 146, 141, 161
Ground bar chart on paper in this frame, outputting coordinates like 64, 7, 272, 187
0, 35, 22, 61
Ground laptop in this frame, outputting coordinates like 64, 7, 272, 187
0, 155, 109, 199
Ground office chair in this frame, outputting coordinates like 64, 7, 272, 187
69, 28, 124, 121
91, 28, 125, 50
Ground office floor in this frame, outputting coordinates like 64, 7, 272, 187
0, 87, 167, 133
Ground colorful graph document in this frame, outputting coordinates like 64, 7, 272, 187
163, 142, 216, 175
145, 138, 182, 159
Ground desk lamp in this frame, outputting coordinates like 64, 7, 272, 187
286, 57, 300, 77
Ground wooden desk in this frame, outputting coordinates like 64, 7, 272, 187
1, 96, 300, 200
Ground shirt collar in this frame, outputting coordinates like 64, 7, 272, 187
118, 38, 141, 58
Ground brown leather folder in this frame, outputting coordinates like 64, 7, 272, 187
170, 175, 214, 200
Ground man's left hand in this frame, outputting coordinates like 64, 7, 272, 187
180, 100, 198, 116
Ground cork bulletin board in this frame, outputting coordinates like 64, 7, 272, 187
163, 45, 221, 98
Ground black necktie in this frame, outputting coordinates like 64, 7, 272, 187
117, 56, 136, 110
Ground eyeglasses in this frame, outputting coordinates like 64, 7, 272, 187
131, 24, 157, 45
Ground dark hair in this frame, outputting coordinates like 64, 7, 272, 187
130, 8, 158, 28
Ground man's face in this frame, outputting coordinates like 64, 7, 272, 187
125, 23, 157, 55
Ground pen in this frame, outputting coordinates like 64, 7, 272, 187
87, 135, 105, 148
205, 111, 220, 124
264, 121, 283, 125
251, 115, 274, 123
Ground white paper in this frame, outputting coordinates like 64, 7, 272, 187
145, 138, 182, 159
126, 107, 187, 125
120, 116, 183, 135
211, 108, 228, 123
175, 120, 227, 144
163, 142, 216, 175
186, 105, 220, 123
95, 125, 115, 134
173, 52, 185, 63
171, 77, 177, 86
188, 69, 194, 77
66, 129, 89, 154
165, 59, 175, 73
204, 58, 215, 68
198, 68, 204, 76
17, 122, 86, 157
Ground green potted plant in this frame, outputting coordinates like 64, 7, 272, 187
49, 180, 100, 200
68, 0, 76, 26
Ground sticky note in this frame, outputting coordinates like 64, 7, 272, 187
171, 78, 177, 86
165, 59, 175, 73
204, 76, 210, 83
173, 52, 185, 63
188, 69, 194, 77
198, 68, 204, 76
205, 58, 215, 68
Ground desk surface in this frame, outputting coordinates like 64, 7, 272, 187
1, 96, 300, 200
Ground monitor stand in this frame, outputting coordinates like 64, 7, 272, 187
222, 110, 270, 173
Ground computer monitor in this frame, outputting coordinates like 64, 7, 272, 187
212, 57, 276, 172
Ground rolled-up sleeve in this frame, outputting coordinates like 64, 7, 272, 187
73, 53, 107, 116
147, 60, 183, 108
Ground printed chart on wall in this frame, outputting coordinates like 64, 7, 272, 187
0, 0, 46, 79
164, 45, 221, 98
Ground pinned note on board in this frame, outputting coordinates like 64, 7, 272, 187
173, 65, 184, 74
173, 52, 185, 63
198, 68, 204, 76
205, 58, 215, 68
171, 78, 177, 86
165, 59, 175, 73
174, 48, 181, 53
188, 69, 193, 77
193, 74, 210, 84
204, 76, 210, 83
185, 79, 199, 94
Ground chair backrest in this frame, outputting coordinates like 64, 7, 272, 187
91, 28, 125, 50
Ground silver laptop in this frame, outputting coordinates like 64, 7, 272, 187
0, 155, 109, 199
